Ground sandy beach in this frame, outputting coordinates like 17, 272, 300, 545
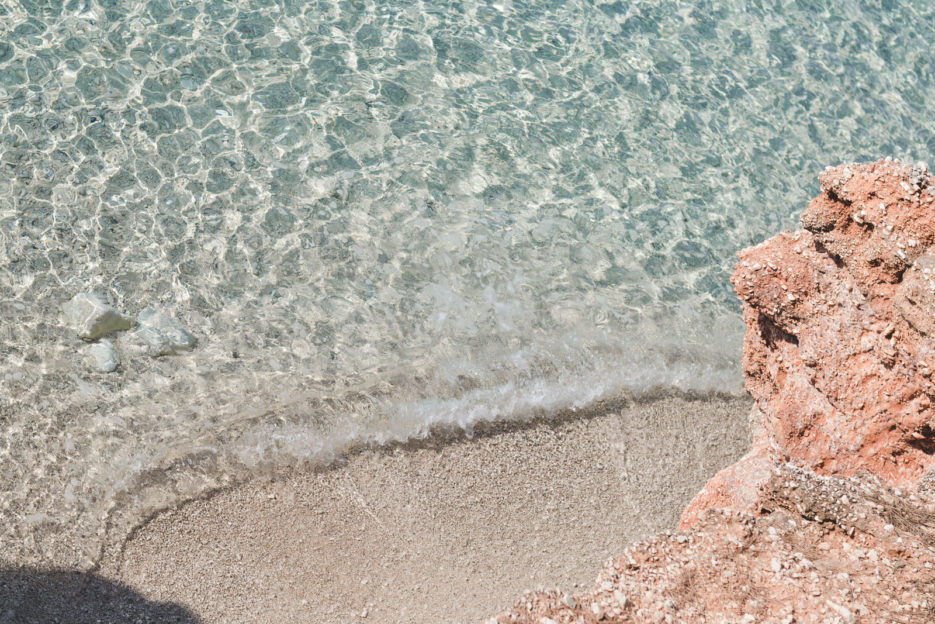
91, 395, 748, 623
1, 395, 750, 623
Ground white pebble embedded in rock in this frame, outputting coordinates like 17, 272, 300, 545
63, 293, 135, 341
88, 339, 119, 372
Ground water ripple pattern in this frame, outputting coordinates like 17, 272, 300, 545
2, 0, 935, 566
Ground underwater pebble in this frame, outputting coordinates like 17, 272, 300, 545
128, 307, 196, 356
88, 339, 119, 372
63, 293, 135, 341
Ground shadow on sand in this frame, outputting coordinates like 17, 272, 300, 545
0, 567, 199, 623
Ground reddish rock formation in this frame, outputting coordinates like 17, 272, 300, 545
735, 160, 935, 485
494, 466, 935, 623
678, 429, 775, 530
684, 160, 935, 526
493, 161, 935, 623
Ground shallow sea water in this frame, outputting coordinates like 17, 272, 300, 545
2, 0, 935, 567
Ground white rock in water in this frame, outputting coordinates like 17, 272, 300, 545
88, 339, 119, 372
63, 293, 135, 341
131, 307, 196, 356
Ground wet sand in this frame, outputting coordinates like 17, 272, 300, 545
83, 395, 751, 624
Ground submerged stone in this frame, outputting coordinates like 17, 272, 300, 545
63, 292, 135, 341
88, 339, 119, 372
129, 307, 196, 356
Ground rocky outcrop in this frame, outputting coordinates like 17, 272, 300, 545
737, 160, 935, 483
493, 466, 935, 623
492, 161, 935, 623
685, 159, 935, 523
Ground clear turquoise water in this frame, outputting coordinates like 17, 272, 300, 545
2, 0, 935, 567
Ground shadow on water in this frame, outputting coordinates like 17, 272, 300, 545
0, 567, 199, 624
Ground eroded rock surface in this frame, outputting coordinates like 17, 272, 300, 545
732, 160, 935, 485
493, 161, 935, 623
495, 466, 935, 623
